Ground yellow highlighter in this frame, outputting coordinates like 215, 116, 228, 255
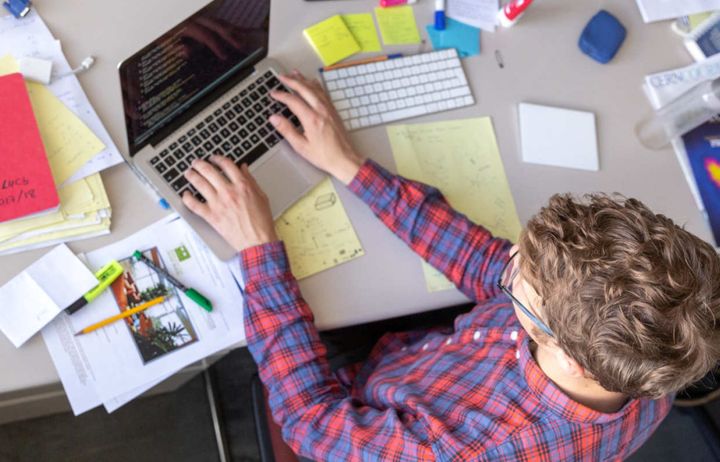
65, 260, 124, 314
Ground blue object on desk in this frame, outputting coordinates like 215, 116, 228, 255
3, 0, 31, 19
578, 10, 626, 64
426, 18, 481, 58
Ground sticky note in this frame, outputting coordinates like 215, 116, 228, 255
275, 178, 364, 279
303, 15, 361, 66
342, 14, 382, 52
374, 6, 421, 45
518, 103, 599, 171
426, 18, 481, 58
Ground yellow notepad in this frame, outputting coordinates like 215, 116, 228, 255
375, 6, 421, 45
303, 15, 361, 66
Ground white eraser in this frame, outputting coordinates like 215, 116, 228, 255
19, 57, 53, 85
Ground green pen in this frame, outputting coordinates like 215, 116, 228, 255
132, 250, 213, 312
65, 260, 124, 314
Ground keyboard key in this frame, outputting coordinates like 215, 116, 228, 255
212, 135, 222, 145
230, 135, 240, 144
217, 116, 228, 126
229, 121, 240, 131
222, 142, 232, 152
159, 149, 170, 158
197, 121, 206, 130
222, 102, 231, 110
178, 135, 187, 143
220, 128, 231, 138
237, 143, 268, 167
247, 122, 257, 131
203, 141, 213, 151
191, 136, 202, 146
213, 109, 222, 116
166, 156, 177, 166
239, 128, 249, 138
182, 142, 193, 152
155, 163, 167, 174
266, 133, 280, 146
187, 128, 196, 137
150, 156, 160, 165
204, 115, 214, 123
177, 160, 189, 172
163, 168, 179, 183
250, 134, 260, 144
208, 123, 219, 132
242, 140, 252, 150
200, 129, 210, 139
169, 142, 178, 150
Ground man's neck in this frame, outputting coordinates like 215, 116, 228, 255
533, 342, 628, 414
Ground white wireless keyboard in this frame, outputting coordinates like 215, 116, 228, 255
321, 49, 474, 130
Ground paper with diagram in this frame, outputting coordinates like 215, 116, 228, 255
387, 118, 522, 292
275, 178, 364, 280
42, 215, 244, 414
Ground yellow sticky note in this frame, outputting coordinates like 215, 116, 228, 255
276, 178, 364, 280
0, 55, 105, 185
303, 15, 361, 66
374, 6, 421, 45
387, 118, 522, 292
342, 14, 382, 53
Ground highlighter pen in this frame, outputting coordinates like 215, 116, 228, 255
379, 0, 416, 7
132, 250, 213, 312
65, 260, 124, 314
434, 0, 446, 30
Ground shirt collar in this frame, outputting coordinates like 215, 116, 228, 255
515, 329, 642, 424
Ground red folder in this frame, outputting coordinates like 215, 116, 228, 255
0, 73, 59, 223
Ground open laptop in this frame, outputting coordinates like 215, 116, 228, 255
118, 0, 323, 261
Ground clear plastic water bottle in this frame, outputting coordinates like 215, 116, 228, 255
636, 77, 720, 149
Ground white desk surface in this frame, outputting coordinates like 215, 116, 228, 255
0, 0, 705, 395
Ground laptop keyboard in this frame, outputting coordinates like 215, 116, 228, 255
150, 70, 300, 202
322, 49, 474, 130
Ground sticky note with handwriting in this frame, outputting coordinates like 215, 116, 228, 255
375, 6, 421, 45
342, 14, 382, 53
303, 15, 361, 66
275, 178, 364, 280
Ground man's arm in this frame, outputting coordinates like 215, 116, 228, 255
347, 159, 511, 301
241, 242, 436, 461
269, 73, 511, 301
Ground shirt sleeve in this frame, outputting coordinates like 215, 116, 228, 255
240, 242, 436, 461
348, 159, 512, 302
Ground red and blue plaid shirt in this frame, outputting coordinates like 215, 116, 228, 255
240, 160, 672, 461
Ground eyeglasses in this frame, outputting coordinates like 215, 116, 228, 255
497, 252, 554, 337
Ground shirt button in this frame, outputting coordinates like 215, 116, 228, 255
445, 338, 452, 345
422, 343, 429, 351
510, 330, 518, 341
473, 330, 481, 341
515, 350, 520, 359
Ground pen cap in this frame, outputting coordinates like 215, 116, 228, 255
185, 288, 213, 312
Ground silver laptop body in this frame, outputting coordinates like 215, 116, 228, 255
119, 0, 323, 261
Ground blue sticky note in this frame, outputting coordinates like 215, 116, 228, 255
426, 18, 480, 58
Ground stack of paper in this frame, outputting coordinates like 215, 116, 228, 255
42, 215, 245, 414
0, 11, 123, 183
0, 55, 111, 255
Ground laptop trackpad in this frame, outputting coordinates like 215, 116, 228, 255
252, 151, 312, 217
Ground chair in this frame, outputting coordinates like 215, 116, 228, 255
251, 374, 303, 462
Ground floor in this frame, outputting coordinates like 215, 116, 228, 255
1, 325, 720, 461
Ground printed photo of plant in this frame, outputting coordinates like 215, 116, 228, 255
110, 247, 199, 363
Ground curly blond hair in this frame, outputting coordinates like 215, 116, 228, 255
519, 193, 720, 399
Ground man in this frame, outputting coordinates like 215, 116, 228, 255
181, 71, 720, 461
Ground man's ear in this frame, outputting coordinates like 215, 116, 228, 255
552, 344, 585, 378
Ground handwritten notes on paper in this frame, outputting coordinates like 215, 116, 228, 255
342, 14, 382, 53
375, 6, 421, 45
276, 178, 364, 280
0, 55, 105, 185
303, 15, 361, 66
387, 118, 522, 292
447, 0, 498, 32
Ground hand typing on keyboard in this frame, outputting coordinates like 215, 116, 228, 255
269, 71, 365, 185
182, 156, 278, 252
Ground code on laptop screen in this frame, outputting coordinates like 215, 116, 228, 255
119, 0, 270, 154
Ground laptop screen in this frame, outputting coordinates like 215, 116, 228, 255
119, 0, 270, 155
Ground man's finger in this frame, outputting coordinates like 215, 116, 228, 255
182, 191, 211, 219
191, 158, 229, 191
278, 73, 323, 109
209, 155, 243, 184
269, 114, 309, 153
270, 89, 314, 122
239, 163, 262, 192
185, 163, 218, 200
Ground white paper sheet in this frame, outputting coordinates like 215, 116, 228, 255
42, 215, 245, 414
635, 0, 720, 23
447, 0, 498, 32
0, 244, 97, 347
0, 12, 124, 184
518, 103, 599, 171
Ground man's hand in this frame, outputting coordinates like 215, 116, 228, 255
182, 155, 278, 252
269, 71, 365, 184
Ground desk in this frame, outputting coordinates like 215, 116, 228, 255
0, 0, 707, 421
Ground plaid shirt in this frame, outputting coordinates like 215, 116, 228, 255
240, 160, 672, 461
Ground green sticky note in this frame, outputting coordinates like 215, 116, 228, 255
374, 6, 421, 45
342, 14, 382, 52
175, 245, 191, 262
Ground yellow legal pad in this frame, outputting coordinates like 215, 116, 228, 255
303, 15, 361, 66
374, 6, 421, 45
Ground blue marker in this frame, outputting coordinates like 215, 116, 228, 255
434, 0, 446, 30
